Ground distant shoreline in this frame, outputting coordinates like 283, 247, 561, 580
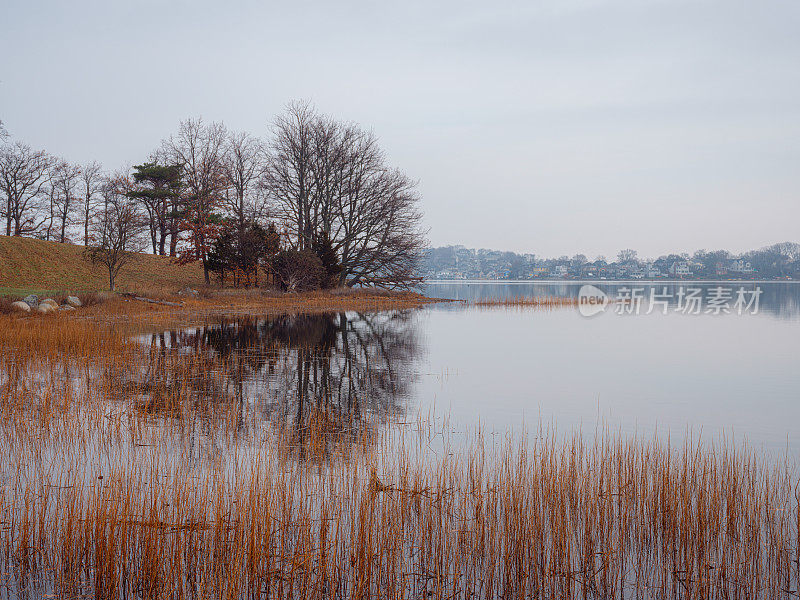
423, 279, 800, 285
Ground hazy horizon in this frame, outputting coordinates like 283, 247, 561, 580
2, 0, 798, 258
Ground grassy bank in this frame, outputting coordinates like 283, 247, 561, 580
0, 288, 441, 325
0, 235, 205, 295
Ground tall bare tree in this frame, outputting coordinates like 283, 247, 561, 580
79, 161, 103, 245
44, 171, 57, 241
333, 148, 425, 287
0, 142, 52, 236
50, 160, 81, 243
222, 131, 267, 229
265, 103, 426, 288
309, 115, 351, 240
163, 118, 228, 283
265, 101, 316, 250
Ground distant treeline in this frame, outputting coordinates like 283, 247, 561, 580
425, 244, 800, 280
0, 103, 426, 290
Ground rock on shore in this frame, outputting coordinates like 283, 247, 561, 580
11, 301, 31, 313
9, 293, 85, 315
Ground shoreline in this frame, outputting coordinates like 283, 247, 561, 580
1, 288, 452, 332
424, 278, 797, 284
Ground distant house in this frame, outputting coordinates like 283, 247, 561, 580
670, 261, 693, 277
730, 259, 754, 273
645, 263, 662, 278
715, 262, 728, 276
531, 266, 549, 277
552, 265, 568, 278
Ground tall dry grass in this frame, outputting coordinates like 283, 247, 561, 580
0, 309, 797, 599
474, 295, 579, 308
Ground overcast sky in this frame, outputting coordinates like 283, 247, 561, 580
2, 0, 798, 259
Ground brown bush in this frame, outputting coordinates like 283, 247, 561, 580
272, 250, 325, 292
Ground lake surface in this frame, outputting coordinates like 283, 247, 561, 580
144, 281, 800, 453
420, 281, 800, 452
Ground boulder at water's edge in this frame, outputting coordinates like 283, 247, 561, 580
11, 301, 31, 313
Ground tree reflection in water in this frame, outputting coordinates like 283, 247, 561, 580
140, 310, 421, 457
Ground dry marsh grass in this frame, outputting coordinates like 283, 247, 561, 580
0, 307, 798, 599
474, 295, 580, 308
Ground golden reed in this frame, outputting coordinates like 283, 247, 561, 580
0, 308, 797, 599
474, 295, 579, 308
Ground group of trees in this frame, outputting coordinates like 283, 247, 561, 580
425, 242, 800, 280
0, 103, 427, 290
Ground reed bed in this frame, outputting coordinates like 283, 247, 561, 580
0, 309, 798, 599
473, 295, 579, 308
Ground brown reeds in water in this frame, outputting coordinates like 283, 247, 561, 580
474, 295, 579, 308
0, 310, 798, 599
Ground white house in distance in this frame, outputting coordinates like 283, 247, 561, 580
646, 263, 662, 278
730, 259, 754, 273
670, 261, 693, 277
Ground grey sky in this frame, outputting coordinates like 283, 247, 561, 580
2, 0, 798, 259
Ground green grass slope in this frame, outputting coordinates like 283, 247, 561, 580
0, 235, 205, 296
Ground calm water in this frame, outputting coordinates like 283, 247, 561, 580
420, 281, 800, 451
144, 282, 800, 452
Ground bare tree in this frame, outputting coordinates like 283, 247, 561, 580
85, 176, 146, 291
98, 170, 125, 245
334, 159, 425, 287
0, 142, 52, 236
617, 249, 638, 264
264, 101, 316, 250
0, 120, 8, 141
50, 160, 81, 243
309, 115, 351, 240
222, 131, 268, 228
265, 103, 427, 288
79, 161, 103, 245
44, 172, 57, 241
163, 118, 228, 283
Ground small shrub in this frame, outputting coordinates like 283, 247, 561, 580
271, 250, 325, 292
78, 291, 112, 306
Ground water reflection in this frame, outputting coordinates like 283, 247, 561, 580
139, 311, 421, 454
128, 282, 800, 454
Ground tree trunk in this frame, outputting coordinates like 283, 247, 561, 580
102, 199, 109, 245
169, 226, 179, 256
84, 201, 90, 246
